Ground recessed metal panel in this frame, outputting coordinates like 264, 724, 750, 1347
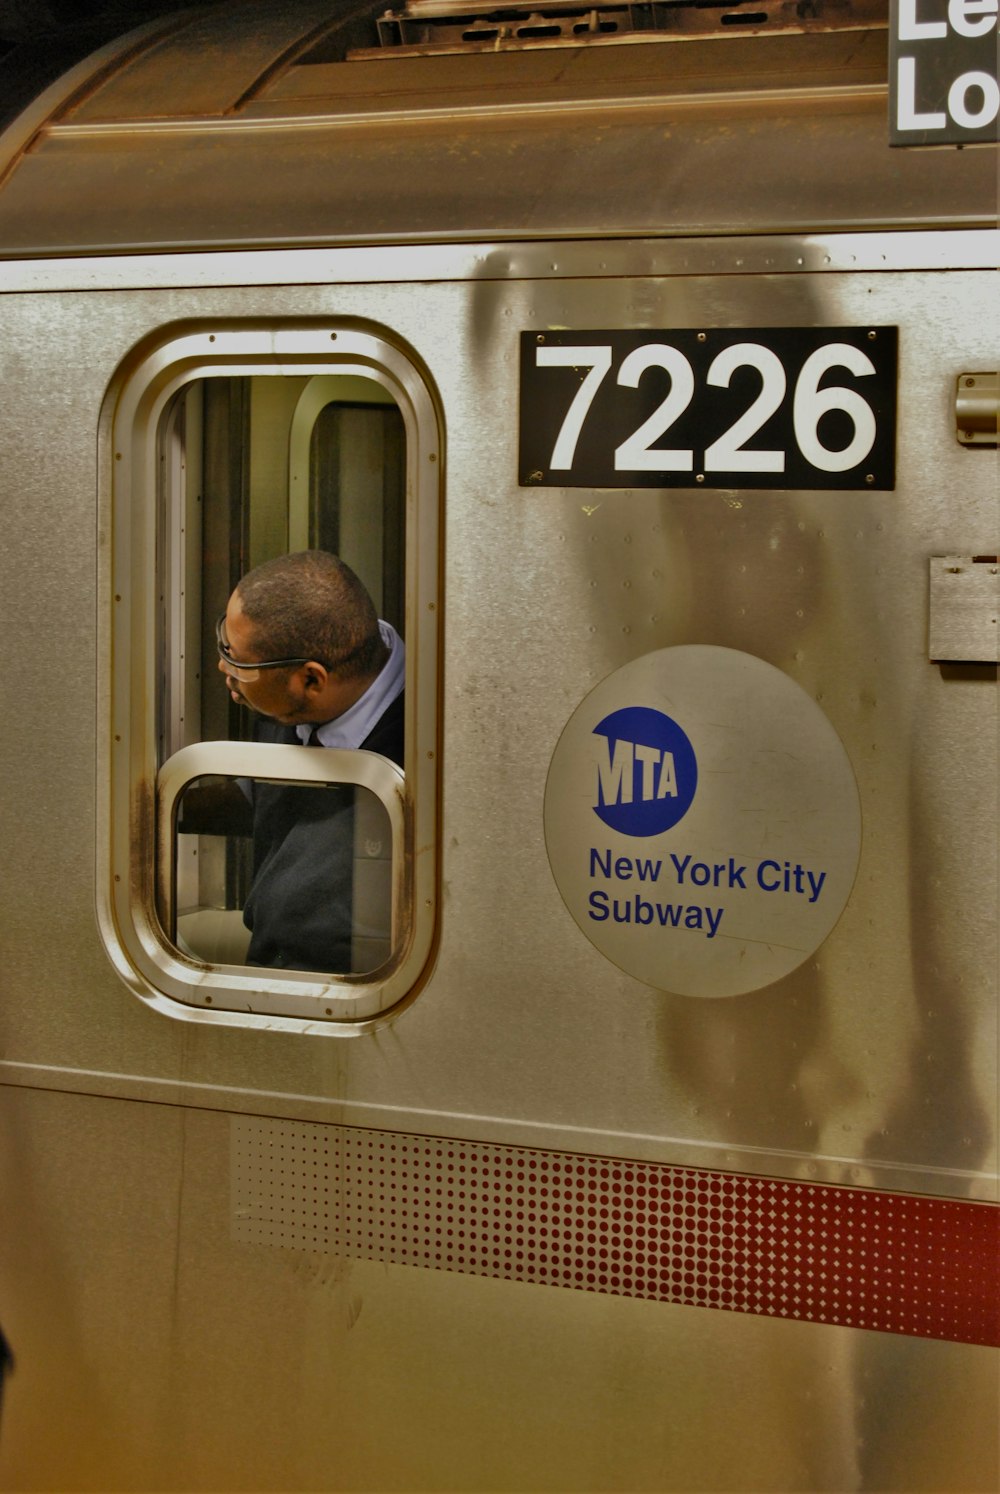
929, 554, 1000, 662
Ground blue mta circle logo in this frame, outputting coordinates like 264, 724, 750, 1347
593, 706, 698, 837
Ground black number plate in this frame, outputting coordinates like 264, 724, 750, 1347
519, 327, 898, 490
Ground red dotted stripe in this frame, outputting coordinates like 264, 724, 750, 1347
233, 1123, 1000, 1346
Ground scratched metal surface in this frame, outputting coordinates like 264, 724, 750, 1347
0, 256, 994, 1202
1, 1086, 998, 1493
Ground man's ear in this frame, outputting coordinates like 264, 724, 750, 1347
300, 661, 328, 695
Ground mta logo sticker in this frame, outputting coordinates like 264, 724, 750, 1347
593, 706, 698, 837
545, 646, 862, 998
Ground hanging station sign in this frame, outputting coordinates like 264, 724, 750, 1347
889, 0, 1000, 145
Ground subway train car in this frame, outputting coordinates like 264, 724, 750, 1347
0, 0, 996, 1488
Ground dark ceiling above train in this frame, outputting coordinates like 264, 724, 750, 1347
0, 0, 217, 43
0, 0, 236, 133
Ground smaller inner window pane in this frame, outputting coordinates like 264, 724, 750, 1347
176, 774, 393, 975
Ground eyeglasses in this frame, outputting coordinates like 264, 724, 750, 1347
216, 614, 313, 682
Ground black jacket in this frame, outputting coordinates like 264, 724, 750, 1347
243, 693, 405, 973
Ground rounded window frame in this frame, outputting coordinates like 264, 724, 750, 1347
97, 321, 442, 1032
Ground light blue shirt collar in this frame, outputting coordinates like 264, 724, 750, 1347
296, 620, 404, 751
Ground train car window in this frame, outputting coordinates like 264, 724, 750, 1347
100, 326, 441, 1029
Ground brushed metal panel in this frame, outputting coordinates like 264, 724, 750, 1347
0, 17, 177, 191
432, 266, 997, 1189
0, 262, 994, 1205
64, 0, 346, 124
0, 98, 993, 256
929, 555, 1000, 662
0, 229, 997, 292
2, 1086, 997, 1492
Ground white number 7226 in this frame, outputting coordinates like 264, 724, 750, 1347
535, 341, 878, 475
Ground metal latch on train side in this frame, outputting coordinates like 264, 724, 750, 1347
955, 372, 999, 447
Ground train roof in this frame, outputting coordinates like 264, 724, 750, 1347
0, 0, 993, 257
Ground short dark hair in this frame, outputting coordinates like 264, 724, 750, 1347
236, 551, 387, 681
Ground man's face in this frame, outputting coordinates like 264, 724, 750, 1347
217, 593, 313, 724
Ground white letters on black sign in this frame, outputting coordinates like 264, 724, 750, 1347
519, 328, 897, 492
890, 0, 999, 144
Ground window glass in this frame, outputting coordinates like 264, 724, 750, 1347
175, 774, 394, 975
161, 373, 406, 760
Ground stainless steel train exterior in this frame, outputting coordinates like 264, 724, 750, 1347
0, 0, 996, 1488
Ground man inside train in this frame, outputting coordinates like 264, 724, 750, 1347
205, 549, 404, 973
